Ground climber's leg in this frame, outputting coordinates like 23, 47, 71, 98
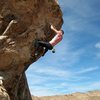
34, 40, 53, 56
37, 41, 53, 50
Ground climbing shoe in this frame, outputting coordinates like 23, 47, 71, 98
52, 48, 55, 53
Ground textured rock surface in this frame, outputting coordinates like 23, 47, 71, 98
0, 0, 63, 100
32, 90, 100, 100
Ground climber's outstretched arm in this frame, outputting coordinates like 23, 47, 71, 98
50, 25, 58, 34
50, 25, 63, 35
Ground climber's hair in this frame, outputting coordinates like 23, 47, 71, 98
61, 30, 64, 35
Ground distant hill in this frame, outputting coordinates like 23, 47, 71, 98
32, 90, 100, 100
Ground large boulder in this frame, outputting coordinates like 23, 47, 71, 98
0, 0, 63, 100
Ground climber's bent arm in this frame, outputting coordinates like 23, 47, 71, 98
50, 25, 59, 34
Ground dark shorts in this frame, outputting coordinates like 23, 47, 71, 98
37, 41, 53, 50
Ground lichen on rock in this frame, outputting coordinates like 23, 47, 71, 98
0, 0, 63, 99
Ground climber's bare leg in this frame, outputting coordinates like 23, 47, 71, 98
37, 41, 53, 50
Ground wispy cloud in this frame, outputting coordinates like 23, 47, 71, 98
59, 0, 100, 18
27, 63, 98, 81
29, 81, 100, 96
95, 52, 100, 58
30, 88, 62, 97
91, 82, 100, 88
95, 42, 100, 58
95, 42, 100, 49
26, 64, 99, 86
68, 82, 100, 93
27, 60, 100, 95
76, 66, 99, 74
60, 0, 100, 38
27, 64, 72, 79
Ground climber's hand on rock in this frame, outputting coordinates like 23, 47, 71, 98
50, 25, 54, 30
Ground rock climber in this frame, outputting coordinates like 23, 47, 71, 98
37, 25, 64, 56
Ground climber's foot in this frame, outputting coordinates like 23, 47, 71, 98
52, 48, 55, 53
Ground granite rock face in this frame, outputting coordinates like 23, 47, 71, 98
0, 0, 63, 100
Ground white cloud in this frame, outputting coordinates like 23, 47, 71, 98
95, 42, 100, 58
96, 53, 100, 58
27, 64, 72, 78
91, 82, 100, 88
59, 0, 100, 18
26, 74, 46, 85
59, 0, 100, 38
70, 82, 100, 93
95, 42, 100, 48
30, 81, 100, 96
58, 81, 100, 94
27, 64, 98, 87
26, 65, 99, 96
76, 66, 99, 74
30, 88, 61, 97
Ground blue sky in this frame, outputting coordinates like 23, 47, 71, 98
26, 0, 100, 96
